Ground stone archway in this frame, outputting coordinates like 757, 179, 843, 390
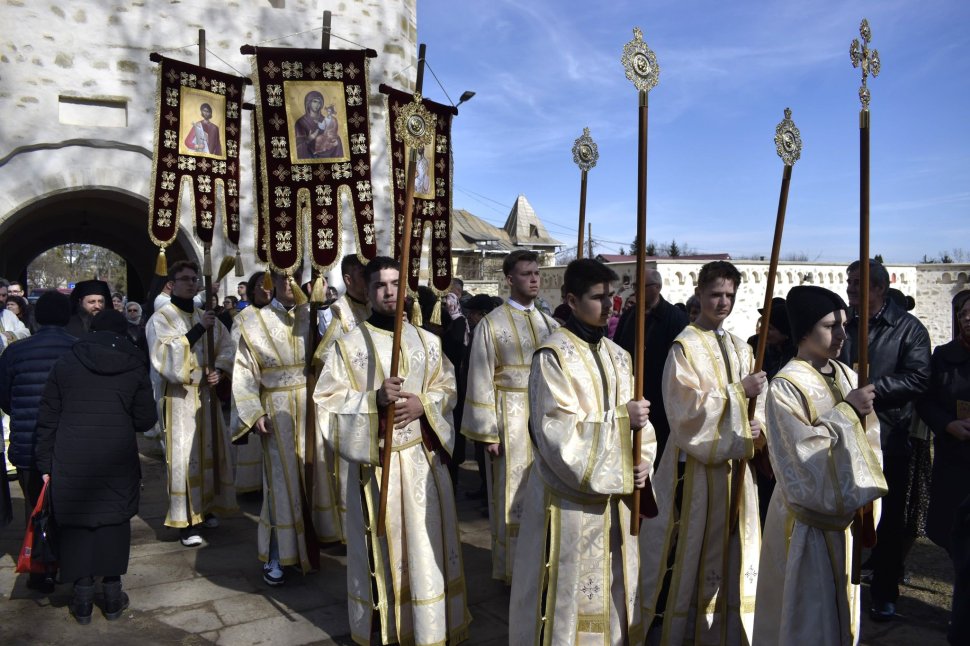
0, 186, 197, 302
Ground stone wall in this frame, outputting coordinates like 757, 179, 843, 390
0, 0, 417, 283
530, 260, 966, 350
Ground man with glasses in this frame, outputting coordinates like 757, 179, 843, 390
616, 268, 688, 460
146, 260, 237, 547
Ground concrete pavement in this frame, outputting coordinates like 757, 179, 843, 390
0, 435, 954, 645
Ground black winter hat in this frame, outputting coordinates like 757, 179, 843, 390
466, 294, 496, 313
786, 286, 848, 343
90, 309, 128, 335
34, 291, 72, 326
758, 297, 791, 338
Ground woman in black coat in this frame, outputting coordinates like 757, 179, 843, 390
34, 309, 157, 625
917, 290, 970, 644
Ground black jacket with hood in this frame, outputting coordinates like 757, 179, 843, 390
34, 330, 157, 527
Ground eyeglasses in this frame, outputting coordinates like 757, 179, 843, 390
127, 308, 139, 313
174, 276, 200, 284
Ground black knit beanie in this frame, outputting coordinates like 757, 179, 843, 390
786, 286, 849, 343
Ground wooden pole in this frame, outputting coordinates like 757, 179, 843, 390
377, 44, 427, 538
631, 89, 653, 535
321, 10, 332, 49
587, 222, 593, 259
577, 170, 588, 259
196, 29, 223, 496
851, 108, 873, 585
728, 163, 792, 533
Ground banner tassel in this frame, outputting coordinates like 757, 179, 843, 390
155, 247, 168, 277
310, 275, 327, 303
234, 250, 244, 277
289, 275, 308, 306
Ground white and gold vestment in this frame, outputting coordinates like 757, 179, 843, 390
147, 301, 237, 527
233, 300, 341, 572
753, 359, 886, 646
314, 321, 470, 646
312, 292, 371, 542
229, 305, 264, 493
461, 303, 557, 582
509, 328, 656, 645
639, 324, 764, 645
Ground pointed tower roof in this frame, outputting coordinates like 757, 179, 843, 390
502, 195, 562, 248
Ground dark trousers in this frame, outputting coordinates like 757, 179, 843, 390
950, 496, 970, 645
870, 449, 916, 604
17, 467, 44, 528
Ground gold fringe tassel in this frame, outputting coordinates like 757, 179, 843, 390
411, 299, 423, 327
155, 247, 167, 277
234, 250, 244, 277
310, 275, 326, 303
289, 275, 308, 306
430, 299, 442, 326
262, 268, 273, 292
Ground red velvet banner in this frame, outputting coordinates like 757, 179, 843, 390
380, 85, 456, 293
250, 46, 377, 274
148, 56, 247, 250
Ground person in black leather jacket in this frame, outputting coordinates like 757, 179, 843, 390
840, 259, 931, 621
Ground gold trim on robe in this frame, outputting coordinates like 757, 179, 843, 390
639, 324, 764, 646
146, 301, 238, 527
314, 321, 471, 646
509, 328, 656, 645
753, 358, 887, 646
461, 303, 558, 582
229, 305, 264, 493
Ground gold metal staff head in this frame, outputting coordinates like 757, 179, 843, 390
849, 18, 880, 110
395, 92, 437, 148
572, 127, 599, 172
621, 27, 660, 93
774, 107, 802, 166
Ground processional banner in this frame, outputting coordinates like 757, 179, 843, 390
148, 55, 247, 252
381, 84, 456, 293
249, 108, 269, 264
249, 47, 377, 274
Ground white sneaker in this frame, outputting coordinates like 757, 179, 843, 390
263, 560, 284, 586
180, 528, 203, 547
201, 514, 219, 528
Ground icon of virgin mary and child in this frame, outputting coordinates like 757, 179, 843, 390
294, 90, 345, 160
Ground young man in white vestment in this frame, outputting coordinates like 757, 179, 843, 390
509, 258, 656, 644
313, 257, 470, 645
146, 260, 237, 547
312, 253, 372, 543
233, 272, 341, 586
638, 260, 767, 645
461, 249, 558, 583
753, 285, 887, 645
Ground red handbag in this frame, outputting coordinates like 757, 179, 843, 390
15, 480, 57, 574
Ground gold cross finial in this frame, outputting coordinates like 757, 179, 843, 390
849, 18, 880, 110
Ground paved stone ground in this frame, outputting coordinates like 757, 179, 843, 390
0, 437, 955, 645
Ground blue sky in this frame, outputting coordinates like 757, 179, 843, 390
417, 0, 970, 263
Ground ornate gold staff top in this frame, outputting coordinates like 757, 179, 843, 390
850, 18, 881, 111
621, 26, 660, 535
572, 127, 598, 258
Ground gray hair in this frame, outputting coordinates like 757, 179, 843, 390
645, 268, 663, 289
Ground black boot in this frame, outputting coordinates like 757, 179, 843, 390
70, 580, 95, 625
102, 579, 129, 620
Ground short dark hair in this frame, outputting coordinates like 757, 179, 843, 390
364, 256, 400, 285
238, 281, 247, 288
341, 253, 365, 277
563, 258, 618, 298
451, 277, 464, 291
502, 249, 539, 277
696, 260, 742, 290
846, 258, 890, 292
168, 260, 199, 281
